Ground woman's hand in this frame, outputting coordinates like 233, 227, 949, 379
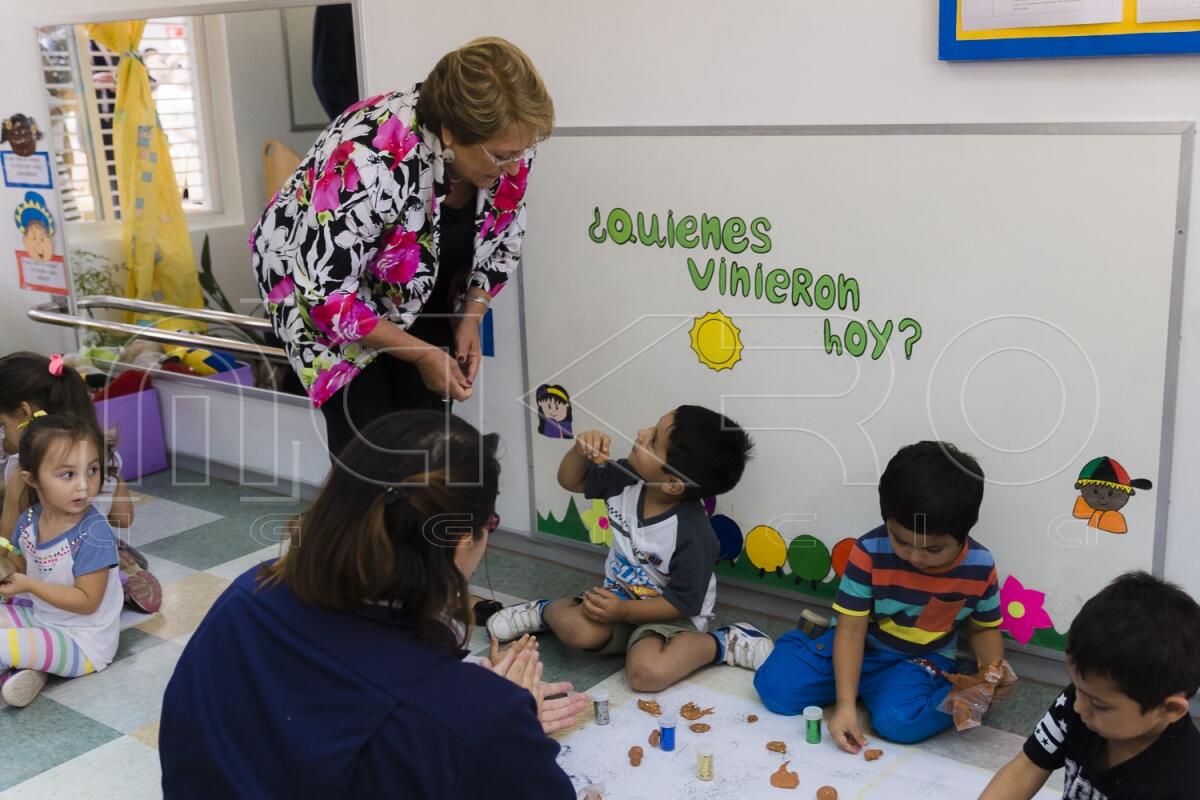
413, 348, 472, 402
453, 314, 483, 385
537, 681, 590, 735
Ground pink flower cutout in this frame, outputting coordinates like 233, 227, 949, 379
309, 292, 380, 345
999, 575, 1055, 644
372, 115, 419, 163
266, 276, 296, 306
493, 161, 529, 212
309, 360, 361, 408
370, 228, 422, 284
342, 94, 385, 118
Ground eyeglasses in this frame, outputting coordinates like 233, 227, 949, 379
477, 144, 534, 168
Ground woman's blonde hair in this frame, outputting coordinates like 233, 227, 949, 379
417, 36, 554, 146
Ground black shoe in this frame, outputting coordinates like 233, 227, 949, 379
473, 599, 503, 626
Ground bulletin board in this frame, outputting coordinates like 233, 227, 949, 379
519, 123, 1191, 653
940, 0, 1200, 60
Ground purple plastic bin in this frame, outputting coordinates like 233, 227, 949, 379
93, 387, 168, 481
206, 363, 253, 387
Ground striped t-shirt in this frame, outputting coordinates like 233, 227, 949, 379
832, 525, 1002, 658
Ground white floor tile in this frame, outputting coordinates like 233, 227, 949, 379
0, 736, 161, 800
44, 641, 184, 734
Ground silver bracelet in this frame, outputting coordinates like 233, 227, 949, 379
465, 296, 491, 309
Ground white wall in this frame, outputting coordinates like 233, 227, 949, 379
4, 1, 1196, 597
358, 2, 1200, 598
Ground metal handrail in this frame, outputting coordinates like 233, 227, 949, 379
74, 294, 275, 332
28, 298, 288, 362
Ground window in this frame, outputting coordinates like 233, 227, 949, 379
38, 17, 216, 224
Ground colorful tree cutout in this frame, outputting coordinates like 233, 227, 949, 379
787, 535, 832, 589
581, 499, 612, 548
999, 575, 1055, 644
831, 537, 856, 579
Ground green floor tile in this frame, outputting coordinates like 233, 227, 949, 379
113, 628, 170, 664
982, 677, 1064, 736
135, 469, 307, 516
140, 508, 296, 571
0, 698, 122, 790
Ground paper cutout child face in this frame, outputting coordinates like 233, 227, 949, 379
535, 384, 573, 439
1, 114, 41, 157
14, 191, 55, 260
1072, 456, 1152, 535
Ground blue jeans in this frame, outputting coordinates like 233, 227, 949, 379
753, 629, 955, 744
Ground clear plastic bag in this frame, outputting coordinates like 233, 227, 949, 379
939, 660, 1018, 731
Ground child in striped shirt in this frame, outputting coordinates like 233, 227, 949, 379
754, 441, 1015, 750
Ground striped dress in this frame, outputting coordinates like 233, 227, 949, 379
832, 525, 1002, 659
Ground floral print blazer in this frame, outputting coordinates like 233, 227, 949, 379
250, 86, 531, 407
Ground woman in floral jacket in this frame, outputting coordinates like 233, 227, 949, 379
250, 37, 554, 456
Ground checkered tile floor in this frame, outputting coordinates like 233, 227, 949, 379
0, 470, 1064, 798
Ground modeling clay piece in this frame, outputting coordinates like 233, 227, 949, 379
628, 746, 643, 766
770, 761, 799, 789
747, 714, 759, 723
816, 787, 839, 800
680, 702, 715, 720
649, 729, 661, 748
637, 699, 662, 716
689, 723, 711, 733
766, 741, 788, 754
864, 749, 883, 762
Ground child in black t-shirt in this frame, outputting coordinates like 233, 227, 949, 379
980, 571, 1200, 800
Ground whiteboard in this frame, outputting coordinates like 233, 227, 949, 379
519, 124, 1190, 651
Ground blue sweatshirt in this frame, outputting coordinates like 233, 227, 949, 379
160, 564, 574, 799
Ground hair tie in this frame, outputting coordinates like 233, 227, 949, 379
384, 485, 408, 506
47, 354, 63, 377
16, 409, 47, 431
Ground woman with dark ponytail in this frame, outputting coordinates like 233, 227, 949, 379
159, 411, 578, 799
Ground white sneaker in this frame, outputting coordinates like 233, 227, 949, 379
2, 670, 47, 708
486, 599, 549, 642
720, 623, 775, 670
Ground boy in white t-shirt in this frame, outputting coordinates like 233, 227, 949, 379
489, 405, 772, 692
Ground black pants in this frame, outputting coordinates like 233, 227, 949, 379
319, 354, 447, 459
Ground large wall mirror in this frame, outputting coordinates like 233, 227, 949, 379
34, 1, 360, 397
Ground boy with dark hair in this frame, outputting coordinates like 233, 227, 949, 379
488, 405, 769, 691
755, 441, 1012, 749
981, 572, 1200, 799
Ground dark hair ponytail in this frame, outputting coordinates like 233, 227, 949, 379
261, 411, 501, 652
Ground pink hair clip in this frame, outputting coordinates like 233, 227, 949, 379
47, 354, 64, 376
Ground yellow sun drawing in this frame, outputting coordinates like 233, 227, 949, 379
689, 311, 744, 371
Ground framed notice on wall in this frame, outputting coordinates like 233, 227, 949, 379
16, 251, 68, 295
941, 0, 1200, 60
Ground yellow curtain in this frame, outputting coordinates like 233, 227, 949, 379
86, 22, 205, 329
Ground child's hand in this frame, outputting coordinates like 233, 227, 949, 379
984, 659, 1019, 703
0, 572, 31, 598
573, 432, 611, 464
581, 587, 625, 623
829, 703, 868, 754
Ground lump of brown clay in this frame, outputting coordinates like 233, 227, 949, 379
770, 761, 799, 789
689, 723, 711, 733
680, 702, 715, 720
864, 748, 883, 761
628, 746, 644, 766
766, 740, 788, 754
816, 786, 838, 800
637, 699, 662, 716
649, 729, 661, 748
747, 714, 759, 723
